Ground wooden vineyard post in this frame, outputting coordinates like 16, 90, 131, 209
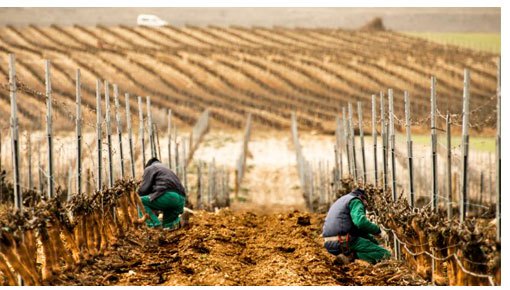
197, 161, 202, 209
371, 95, 378, 186
44, 59, 55, 199
113, 85, 125, 180
334, 144, 339, 188
340, 150, 344, 180
26, 131, 33, 189
9, 54, 22, 208
125, 93, 135, 179
189, 132, 193, 158
380, 92, 388, 191
0, 130, 2, 175
335, 116, 341, 180
167, 109, 172, 170
348, 103, 358, 183
175, 136, 180, 180
479, 172, 484, 209
388, 90, 397, 200
236, 113, 252, 195
67, 166, 73, 201
212, 159, 216, 209
154, 123, 162, 161
38, 146, 43, 194
9, 54, 23, 286
76, 69, 82, 195
84, 168, 90, 195
137, 96, 146, 167
96, 79, 103, 191
224, 166, 230, 207
446, 113, 453, 219
208, 159, 216, 210
173, 125, 178, 171
496, 58, 501, 242
181, 140, 187, 190
0, 131, 3, 199
430, 77, 438, 212
460, 70, 470, 222
146, 96, 156, 159
306, 161, 313, 210
104, 81, 114, 188
342, 107, 351, 177
339, 128, 343, 179
388, 89, 400, 261
357, 101, 367, 185
489, 154, 493, 205
319, 161, 324, 206
404, 92, 414, 207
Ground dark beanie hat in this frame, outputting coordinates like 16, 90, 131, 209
144, 157, 160, 168
352, 188, 366, 197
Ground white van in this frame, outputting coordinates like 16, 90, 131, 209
137, 14, 168, 27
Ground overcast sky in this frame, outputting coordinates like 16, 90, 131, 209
0, 7, 500, 32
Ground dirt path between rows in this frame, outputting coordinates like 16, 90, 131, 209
56, 210, 427, 286
55, 131, 427, 285
230, 133, 306, 213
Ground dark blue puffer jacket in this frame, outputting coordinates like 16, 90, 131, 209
322, 189, 366, 238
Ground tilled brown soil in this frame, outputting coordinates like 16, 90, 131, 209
54, 209, 428, 286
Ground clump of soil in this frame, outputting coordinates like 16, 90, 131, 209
55, 210, 427, 286
359, 17, 386, 31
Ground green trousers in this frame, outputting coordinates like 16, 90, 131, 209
350, 235, 391, 264
139, 191, 185, 229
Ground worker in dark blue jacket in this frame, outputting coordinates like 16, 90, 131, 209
322, 188, 390, 264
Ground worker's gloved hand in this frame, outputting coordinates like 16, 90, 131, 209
375, 228, 389, 241
379, 228, 389, 241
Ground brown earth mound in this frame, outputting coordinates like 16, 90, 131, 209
360, 17, 386, 31
55, 210, 427, 286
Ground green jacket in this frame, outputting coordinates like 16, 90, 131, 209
349, 199, 381, 239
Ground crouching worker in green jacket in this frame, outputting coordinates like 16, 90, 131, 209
138, 157, 186, 230
322, 188, 391, 264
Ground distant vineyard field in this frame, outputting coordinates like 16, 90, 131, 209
0, 25, 499, 132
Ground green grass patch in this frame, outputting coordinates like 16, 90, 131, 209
396, 133, 496, 153
233, 195, 248, 203
405, 32, 500, 54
